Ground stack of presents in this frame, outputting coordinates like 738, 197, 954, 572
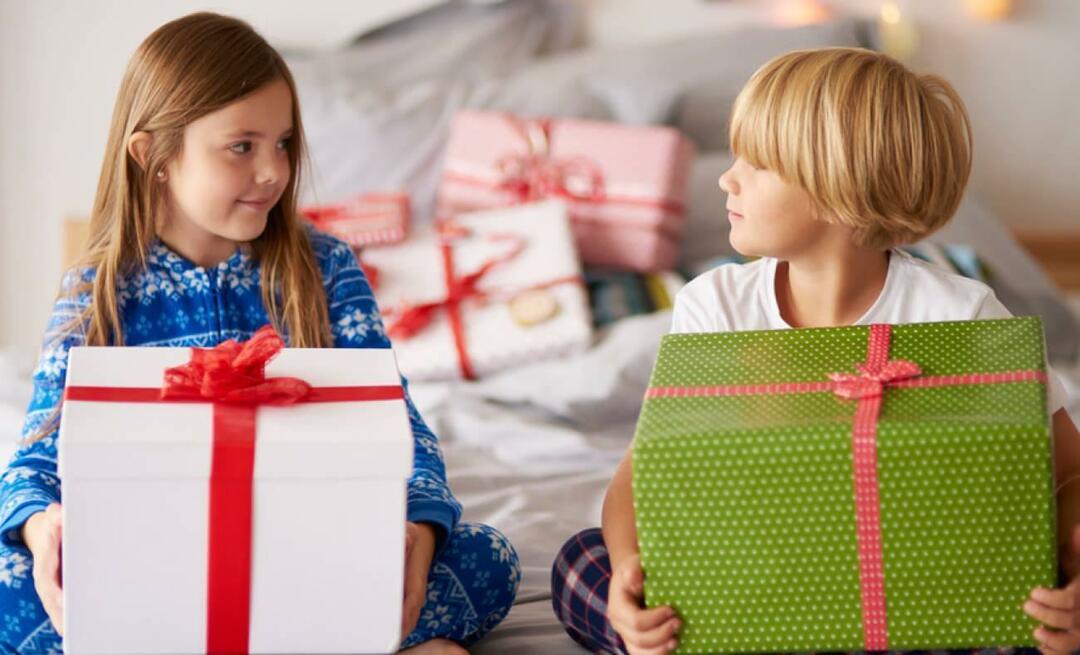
302, 109, 696, 382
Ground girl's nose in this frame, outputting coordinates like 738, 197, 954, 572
256, 156, 286, 186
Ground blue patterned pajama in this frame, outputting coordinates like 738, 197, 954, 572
552, 528, 1042, 655
0, 227, 519, 651
0, 522, 519, 653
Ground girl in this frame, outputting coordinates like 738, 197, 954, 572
551, 47, 1080, 655
0, 13, 519, 655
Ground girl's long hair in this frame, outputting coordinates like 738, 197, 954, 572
33, 13, 330, 441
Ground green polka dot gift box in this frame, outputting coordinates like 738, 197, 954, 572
633, 318, 1057, 653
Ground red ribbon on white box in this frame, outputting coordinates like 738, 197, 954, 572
63, 326, 404, 654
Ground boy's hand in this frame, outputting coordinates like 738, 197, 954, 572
401, 521, 436, 641
608, 553, 681, 655
1025, 525, 1080, 654
22, 503, 64, 636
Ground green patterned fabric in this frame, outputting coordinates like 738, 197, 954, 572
633, 318, 1056, 654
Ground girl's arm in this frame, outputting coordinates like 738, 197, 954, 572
0, 269, 91, 548
323, 238, 462, 552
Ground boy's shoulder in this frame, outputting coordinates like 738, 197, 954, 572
886, 249, 998, 318
680, 257, 769, 304
673, 258, 773, 333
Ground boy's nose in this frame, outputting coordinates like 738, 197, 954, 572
718, 169, 738, 195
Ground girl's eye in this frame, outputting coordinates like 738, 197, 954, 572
229, 141, 252, 154
276, 136, 292, 150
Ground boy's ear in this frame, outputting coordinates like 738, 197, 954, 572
127, 131, 153, 171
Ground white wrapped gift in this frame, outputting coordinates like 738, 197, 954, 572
362, 199, 593, 381
58, 330, 413, 654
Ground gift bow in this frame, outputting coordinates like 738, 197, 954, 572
495, 116, 606, 204
828, 359, 923, 400
162, 325, 311, 405
386, 227, 524, 342
496, 152, 606, 203
387, 265, 494, 341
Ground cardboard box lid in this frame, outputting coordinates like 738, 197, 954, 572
58, 345, 414, 481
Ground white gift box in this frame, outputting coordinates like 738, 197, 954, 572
362, 199, 593, 381
58, 343, 413, 654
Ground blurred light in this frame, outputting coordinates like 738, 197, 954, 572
878, 1, 918, 60
963, 0, 1014, 21
880, 2, 902, 25
772, 0, 832, 26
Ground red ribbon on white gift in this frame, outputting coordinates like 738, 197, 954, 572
383, 223, 582, 381
645, 323, 1047, 650
63, 326, 405, 654
301, 192, 410, 248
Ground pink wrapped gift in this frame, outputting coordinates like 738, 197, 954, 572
436, 111, 695, 272
302, 192, 410, 248
362, 200, 592, 381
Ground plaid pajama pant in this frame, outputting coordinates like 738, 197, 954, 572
551, 528, 1043, 655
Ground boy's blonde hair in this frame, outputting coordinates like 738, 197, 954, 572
729, 47, 972, 248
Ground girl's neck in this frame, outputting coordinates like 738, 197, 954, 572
775, 246, 891, 329
156, 215, 239, 269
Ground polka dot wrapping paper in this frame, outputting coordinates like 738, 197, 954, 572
632, 318, 1057, 653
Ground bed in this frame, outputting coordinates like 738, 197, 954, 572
3, 2, 1079, 652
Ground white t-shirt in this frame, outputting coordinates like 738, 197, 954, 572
671, 249, 1069, 413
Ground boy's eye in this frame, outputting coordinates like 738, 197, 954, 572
229, 141, 252, 154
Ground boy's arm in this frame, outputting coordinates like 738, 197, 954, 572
602, 446, 640, 571
1053, 408, 1080, 574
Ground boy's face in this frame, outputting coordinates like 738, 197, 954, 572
718, 157, 839, 259
160, 78, 293, 263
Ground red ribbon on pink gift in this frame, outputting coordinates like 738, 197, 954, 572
645, 323, 1046, 650
494, 117, 607, 204
63, 326, 405, 654
441, 113, 686, 218
383, 223, 582, 381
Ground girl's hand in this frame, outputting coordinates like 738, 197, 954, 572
1025, 525, 1080, 655
401, 521, 436, 640
608, 553, 681, 655
22, 503, 64, 636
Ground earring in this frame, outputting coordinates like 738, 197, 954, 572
156, 170, 166, 181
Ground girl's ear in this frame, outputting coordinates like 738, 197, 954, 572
127, 131, 153, 172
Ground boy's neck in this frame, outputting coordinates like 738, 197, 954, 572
775, 245, 891, 329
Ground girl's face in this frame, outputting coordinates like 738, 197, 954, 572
718, 157, 831, 259
160, 78, 293, 264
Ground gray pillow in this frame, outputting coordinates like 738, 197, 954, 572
680, 150, 736, 269
286, 0, 581, 89
537, 19, 869, 127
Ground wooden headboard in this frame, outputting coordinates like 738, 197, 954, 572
63, 218, 90, 270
